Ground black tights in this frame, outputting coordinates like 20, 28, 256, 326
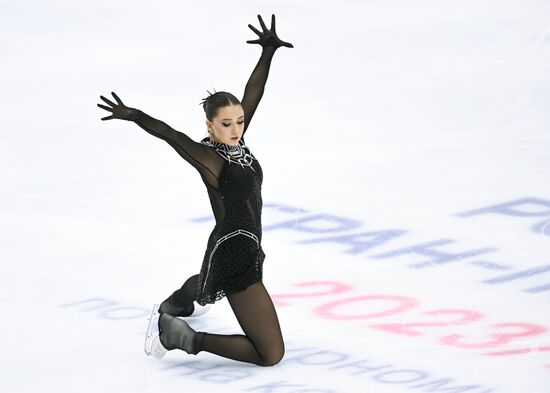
162, 274, 285, 366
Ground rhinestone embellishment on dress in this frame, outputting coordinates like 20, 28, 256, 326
201, 137, 257, 171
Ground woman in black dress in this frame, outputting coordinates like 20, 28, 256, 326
97, 14, 293, 366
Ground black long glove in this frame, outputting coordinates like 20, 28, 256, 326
97, 92, 140, 121
246, 14, 294, 49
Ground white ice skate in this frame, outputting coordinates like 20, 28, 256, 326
188, 301, 212, 318
144, 303, 168, 359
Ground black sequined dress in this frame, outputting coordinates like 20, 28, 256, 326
193, 136, 265, 305
132, 47, 276, 306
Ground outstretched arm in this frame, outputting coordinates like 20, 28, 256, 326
97, 92, 212, 173
241, 46, 276, 135
241, 14, 294, 137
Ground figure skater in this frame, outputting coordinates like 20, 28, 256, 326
97, 13, 293, 366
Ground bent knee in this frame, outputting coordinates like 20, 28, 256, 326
260, 347, 285, 367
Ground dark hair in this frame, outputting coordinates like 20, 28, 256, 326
199, 89, 241, 122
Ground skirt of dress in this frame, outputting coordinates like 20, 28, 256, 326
194, 227, 265, 306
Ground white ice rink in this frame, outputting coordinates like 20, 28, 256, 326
2, 0, 549, 392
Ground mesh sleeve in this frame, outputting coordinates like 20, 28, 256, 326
240, 46, 276, 136
133, 110, 221, 186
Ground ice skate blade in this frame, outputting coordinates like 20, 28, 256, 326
144, 303, 166, 358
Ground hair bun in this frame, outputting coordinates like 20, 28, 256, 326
199, 88, 218, 107
200, 89, 241, 122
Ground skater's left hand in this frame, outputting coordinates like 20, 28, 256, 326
97, 91, 140, 121
246, 14, 294, 50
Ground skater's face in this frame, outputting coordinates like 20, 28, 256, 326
206, 105, 245, 146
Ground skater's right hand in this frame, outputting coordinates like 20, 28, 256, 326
97, 91, 141, 121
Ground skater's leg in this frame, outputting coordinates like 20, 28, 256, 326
196, 281, 285, 366
159, 274, 199, 315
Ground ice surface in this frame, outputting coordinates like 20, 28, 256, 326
1, 0, 549, 392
